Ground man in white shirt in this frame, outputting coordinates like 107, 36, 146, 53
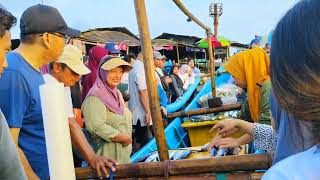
44, 44, 117, 172
128, 52, 153, 152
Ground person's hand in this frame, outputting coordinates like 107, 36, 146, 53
207, 134, 223, 152
210, 118, 241, 137
160, 106, 167, 117
121, 135, 132, 147
88, 155, 118, 179
146, 111, 152, 127
214, 137, 241, 149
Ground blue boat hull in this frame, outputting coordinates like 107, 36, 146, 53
131, 73, 231, 162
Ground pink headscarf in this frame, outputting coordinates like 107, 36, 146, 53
86, 60, 125, 115
81, 46, 109, 101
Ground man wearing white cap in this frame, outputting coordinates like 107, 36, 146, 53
43, 44, 117, 177
43, 44, 90, 117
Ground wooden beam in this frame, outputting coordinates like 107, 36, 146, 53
76, 172, 265, 180
213, 4, 219, 37
176, 45, 180, 64
75, 153, 272, 179
126, 45, 129, 55
167, 103, 241, 119
133, 0, 169, 161
207, 33, 216, 96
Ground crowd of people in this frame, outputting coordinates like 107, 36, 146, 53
0, 4, 202, 180
1, 0, 320, 179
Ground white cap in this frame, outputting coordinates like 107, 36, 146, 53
153, 51, 166, 60
57, 44, 91, 75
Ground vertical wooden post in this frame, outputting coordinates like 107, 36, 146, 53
133, 0, 169, 161
176, 45, 180, 64
126, 45, 130, 55
214, 4, 219, 37
207, 32, 216, 96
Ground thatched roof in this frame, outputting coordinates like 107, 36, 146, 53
151, 39, 178, 46
154, 33, 202, 47
81, 27, 140, 46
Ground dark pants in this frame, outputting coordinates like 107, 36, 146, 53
132, 120, 153, 152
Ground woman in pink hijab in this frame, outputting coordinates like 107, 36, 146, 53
81, 46, 109, 101
82, 56, 133, 163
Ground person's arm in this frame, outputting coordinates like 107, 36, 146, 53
252, 123, 277, 151
68, 118, 117, 178
212, 119, 276, 150
10, 128, 39, 180
139, 89, 152, 126
236, 134, 254, 145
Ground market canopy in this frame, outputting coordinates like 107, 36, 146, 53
195, 36, 231, 48
154, 33, 202, 47
81, 27, 140, 46
151, 39, 178, 51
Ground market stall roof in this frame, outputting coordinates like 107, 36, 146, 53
154, 33, 202, 47
151, 39, 178, 46
229, 41, 249, 49
81, 27, 140, 46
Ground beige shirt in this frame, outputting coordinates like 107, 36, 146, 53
82, 96, 132, 163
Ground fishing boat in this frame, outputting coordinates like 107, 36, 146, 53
166, 77, 201, 113
131, 73, 230, 162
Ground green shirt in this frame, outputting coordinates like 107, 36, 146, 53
239, 80, 271, 125
82, 96, 132, 163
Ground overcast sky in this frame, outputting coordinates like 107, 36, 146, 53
2, 0, 298, 44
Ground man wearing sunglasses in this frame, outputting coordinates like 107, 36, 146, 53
0, 5, 115, 180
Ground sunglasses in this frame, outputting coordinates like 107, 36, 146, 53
39, 33, 70, 44
51, 33, 71, 44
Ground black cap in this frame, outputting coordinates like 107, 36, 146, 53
20, 4, 80, 37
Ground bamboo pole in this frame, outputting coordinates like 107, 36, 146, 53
167, 103, 241, 119
133, 0, 169, 161
126, 45, 129, 55
213, 4, 219, 37
100, 172, 264, 180
75, 153, 272, 179
176, 45, 180, 64
207, 32, 216, 96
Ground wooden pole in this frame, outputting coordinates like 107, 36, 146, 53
176, 45, 180, 64
214, 4, 219, 37
207, 32, 216, 96
75, 153, 272, 179
167, 103, 241, 119
126, 45, 129, 55
133, 0, 169, 161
